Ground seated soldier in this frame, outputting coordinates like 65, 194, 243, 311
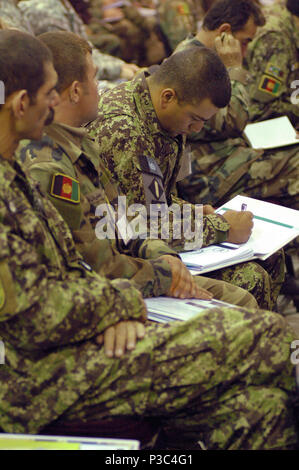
87, 43, 286, 310
1, 29, 299, 450
17, 0, 140, 84
18, 31, 258, 309
246, 0, 299, 125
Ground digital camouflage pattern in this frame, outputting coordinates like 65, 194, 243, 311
174, 37, 299, 211
0, 155, 298, 449
157, 0, 203, 52
0, 0, 33, 32
18, 0, 126, 81
87, 72, 285, 309
246, 4, 299, 125
18, 122, 258, 309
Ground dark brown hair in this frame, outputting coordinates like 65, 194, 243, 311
0, 30, 52, 109
203, 0, 265, 32
38, 31, 92, 93
152, 46, 231, 109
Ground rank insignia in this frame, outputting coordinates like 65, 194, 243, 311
258, 75, 281, 96
149, 178, 164, 200
50, 173, 80, 203
265, 63, 284, 80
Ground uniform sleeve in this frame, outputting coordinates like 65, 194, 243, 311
247, 32, 299, 123
157, 0, 195, 52
90, 115, 230, 251
23, 161, 173, 298
0, 199, 146, 352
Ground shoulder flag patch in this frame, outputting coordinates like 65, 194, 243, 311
265, 63, 284, 80
177, 3, 190, 15
258, 75, 281, 96
50, 173, 80, 203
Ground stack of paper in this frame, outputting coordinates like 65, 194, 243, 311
0, 433, 140, 450
145, 297, 235, 323
179, 195, 299, 274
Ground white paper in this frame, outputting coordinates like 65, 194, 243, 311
243, 116, 298, 149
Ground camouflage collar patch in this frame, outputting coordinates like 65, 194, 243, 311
50, 173, 80, 203
258, 75, 282, 96
265, 63, 284, 80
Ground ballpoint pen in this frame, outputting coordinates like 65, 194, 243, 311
241, 203, 247, 211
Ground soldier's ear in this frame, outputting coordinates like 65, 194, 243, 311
69, 81, 81, 105
218, 23, 232, 35
10, 90, 29, 119
160, 88, 176, 109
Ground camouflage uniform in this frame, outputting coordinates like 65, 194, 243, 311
18, 0, 126, 81
157, 0, 204, 53
87, 72, 285, 309
0, 154, 298, 449
174, 37, 299, 212
246, 4, 299, 125
18, 122, 258, 308
0, 0, 33, 32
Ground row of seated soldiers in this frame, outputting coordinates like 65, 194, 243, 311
0, 0, 298, 303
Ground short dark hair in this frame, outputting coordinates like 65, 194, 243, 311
0, 30, 52, 109
38, 31, 92, 94
286, 0, 299, 17
203, 0, 265, 33
152, 46, 231, 108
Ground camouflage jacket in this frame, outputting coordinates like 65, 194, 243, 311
0, 156, 145, 433
87, 72, 231, 251
157, 0, 202, 52
172, 37, 298, 208
246, 5, 299, 124
0, 0, 33, 32
18, 0, 125, 81
18, 123, 177, 297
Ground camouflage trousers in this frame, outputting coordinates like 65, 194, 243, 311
57, 308, 298, 450
206, 249, 285, 311
178, 142, 299, 210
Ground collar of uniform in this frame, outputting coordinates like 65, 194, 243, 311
0, 154, 19, 190
45, 121, 89, 164
132, 71, 180, 143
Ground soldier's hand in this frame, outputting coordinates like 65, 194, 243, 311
222, 210, 254, 244
120, 63, 140, 80
203, 204, 215, 215
160, 255, 213, 299
96, 321, 145, 358
214, 32, 242, 68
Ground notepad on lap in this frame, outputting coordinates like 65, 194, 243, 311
243, 116, 298, 149
179, 195, 299, 275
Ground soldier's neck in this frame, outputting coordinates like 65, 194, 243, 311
195, 29, 217, 50
0, 113, 19, 160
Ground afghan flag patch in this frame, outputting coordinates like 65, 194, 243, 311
50, 173, 80, 203
258, 75, 281, 96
